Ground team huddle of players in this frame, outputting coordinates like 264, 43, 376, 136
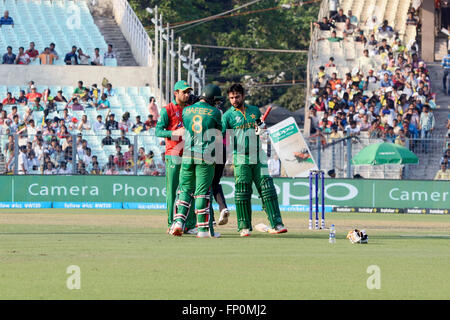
156, 81, 287, 238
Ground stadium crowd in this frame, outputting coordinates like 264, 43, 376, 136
0, 79, 164, 175
310, 2, 440, 155
2, 41, 117, 66
0, 7, 116, 66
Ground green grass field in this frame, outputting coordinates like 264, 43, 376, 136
0, 209, 449, 300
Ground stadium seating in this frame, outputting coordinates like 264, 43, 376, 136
0, 83, 161, 171
0, 0, 108, 64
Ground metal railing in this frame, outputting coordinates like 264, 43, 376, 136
112, 0, 153, 67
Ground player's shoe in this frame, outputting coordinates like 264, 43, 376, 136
268, 225, 288, 234
184, 227, 198, 235
218, 208, 230, 225
169, 221, 184, 237
196, 230, 221, 238
240, 229, 251, 237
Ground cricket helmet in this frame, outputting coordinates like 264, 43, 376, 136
199, 84, 224, 106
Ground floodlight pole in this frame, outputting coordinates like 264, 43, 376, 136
154, 6, 158, 95
170, 29, 175, 99
159, 13, 163, 105
178, 37, 181, 82
165, 23, 170, 104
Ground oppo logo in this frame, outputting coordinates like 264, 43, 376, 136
271, 125, 295, 138
220, 181, 358, 205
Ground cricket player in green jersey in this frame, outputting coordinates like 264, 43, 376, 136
169, 84, 223, 238
155, 80, 197, 234
222, 84, 287, 237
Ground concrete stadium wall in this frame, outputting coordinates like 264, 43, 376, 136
0, 65, 154, 87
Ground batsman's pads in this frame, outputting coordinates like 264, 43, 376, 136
260, 178, 283, 228
235, 182, 253, 230
194, 194, 211, 231
346, 229, 368, 244
174, 190, 193, 223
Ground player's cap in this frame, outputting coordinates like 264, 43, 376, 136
174, 80, 192, 92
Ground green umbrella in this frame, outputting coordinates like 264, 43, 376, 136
351, 142, 419, 165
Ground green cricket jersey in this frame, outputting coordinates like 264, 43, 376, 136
222, 104, 262, 164
182, 101, 222, 162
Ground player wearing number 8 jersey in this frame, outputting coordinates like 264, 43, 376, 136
169, 84, 223, 238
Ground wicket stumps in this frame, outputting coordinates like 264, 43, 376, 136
309, 170, 325, 230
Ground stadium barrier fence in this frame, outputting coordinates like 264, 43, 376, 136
0, 175, 447, 212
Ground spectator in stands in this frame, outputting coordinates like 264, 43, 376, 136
354, 29, 366, 43
0, 10, 14, 28
144, 114, 157, 129
434, 162, 450, 180
68, 97, 84, 111
93, 115, 105, 132
332, 8, 346, 23
2, 46, 16, 64
319, 30, 343, 43
132, 116, 144, 133
116, 129, 130, 146
57, 124, 70, 140
26, 42, 39, 61
72, 81, 86, 98
380, 74, 393, 88
104, 44, 117, 60
148, 96, 159, 120
26, 85, 42, 103
2, 92, 15, 105
342, 19, 355, 38
313, 17, 335, 31
124, 144, 134, 163
17, 145, 28, 174
77, 139, 88, 158
114, 152, 126, 170
395, 128, 407, 146
76, 161, 88, 175
91, 161, 101, 175
103, 82, 116, 97
54, 90, 68, 103
419, 105, 435, 152
49, 43, 59, 60
105, 112, 118, 130
96, 93, 110, 110
64, 46, 78, 65
38, 47, 56, 65
79, 88, 95, 108
378, 20, 394, 37
91, 48, 103, 66
31, 97, 44, 111
77, 115, 91, 131
347, 10, 357, 25
77, 48, 91, 65
101, 129, 115, 146
119, 112, 133, 132
15, 47, 30, 65
325, 57, 336, 68
104, 162, 118, 175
